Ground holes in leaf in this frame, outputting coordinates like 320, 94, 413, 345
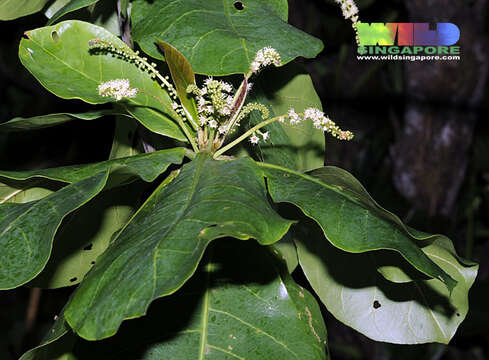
233, 1, 245, 10
83, 243, 93, 251
69, 277, 78, 282
373, 300, 381, 309
91, 261, 96, 265
456, 312, 460, 317
51, 30, 60, 43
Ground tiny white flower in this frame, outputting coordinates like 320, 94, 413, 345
288, 108, 301, 125
221, 82, 233, 93
204, 77, 214, 87
199, 115, 208, 126
278, 116, 285, 123
208, 119, 218, 128
250, 61, 260, 73
249, 134, 260, 144
262, 132, 270, 141
218, 125, 228, 134
246, 83, 253, 92
98, 79, 138, 101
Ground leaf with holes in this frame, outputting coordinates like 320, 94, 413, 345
0, 0, 50, 20
295, 222, 477, 344
64, 154, 292, 340
0, 149, 185, 289
19, 20, 187, 141
131, 0, 323, 75
258, 163, 457, 292
247, 63, 325, 171
0, 110, 118, 132
21, 241, 329, 360
29, 182, 144, 289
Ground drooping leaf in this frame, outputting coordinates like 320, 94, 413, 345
157, 41, 199, 127
0, 172, 108, 290
0, 147, 186, 187
21, 241, 329, 360
0, 0, 50, 20
258, 162, 457, 292
19, 20, 187, 141
0, 149, 185, 289
295, 222, 477, 344
0, 178, 61, 204
0, 110, 118, 132
29, 182, 144, 289
64, 154, 293, 340
47, 0, 100, 25
271, 232, 299, 273
131, 0, 323, 75
248, 64, 325, 171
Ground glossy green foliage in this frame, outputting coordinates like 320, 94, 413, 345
22, 242, 329, 360
131, 0, 323, 75
259, 163, 457, 292
47, 0, 100, 25
19, 20, 187, 140
64, 154, 293, 340
0, 110, 117, 132
0, 149, 185, 289
296, 224, 477, 344
0, 0, 50, 20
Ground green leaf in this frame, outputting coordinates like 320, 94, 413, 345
29, 182, 144, 289
0, 149, 185, 289
131, 0, 324, 75
19, 20, 186, 141
64, 154, 293, 340
0, 178, 60, 204
47, 0, 100, 25
21, 241, 328, 360
0, 0, 50, 20
0, 148, 186, 186
258, 163, 457, 292
108, 117, 143, 159
248, 64, 325, 171
0, 110, 117, 132
157, 41, 199, 127
295, 223, 477, 344
0, 172, 108, 290
271, 233, 299, 273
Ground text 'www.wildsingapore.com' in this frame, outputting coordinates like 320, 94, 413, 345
356, 23, 461, 61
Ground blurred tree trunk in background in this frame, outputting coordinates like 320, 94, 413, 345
392, 0, 488, 216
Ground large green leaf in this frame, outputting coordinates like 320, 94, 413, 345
47, 0, 100, 25
258, 163, 457, 292
0, 0, 49, 20
0, 110, 117, 132
0, 149, 185, 289
19, 20, 187, 141
0, 148, 186, 186
0, 172, 108, 290
64, 154, 293, 340
21, 241, 328, 360
248, 64, 325, 171
29, 182, 144, 289
0, 178, 60, 204
131, 0, 323, 75
295, 222, 477, 344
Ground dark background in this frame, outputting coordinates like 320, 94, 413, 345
1, 0, 489, 359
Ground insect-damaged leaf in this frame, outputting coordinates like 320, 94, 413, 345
131, 0, 323, 75
0, 149, 185, 289
64, 154, 292, 340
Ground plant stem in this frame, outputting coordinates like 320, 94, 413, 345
213, 115, 282, 159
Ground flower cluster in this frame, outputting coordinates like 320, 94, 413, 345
98, 79, 137, 101
250, 47, 281, 73
334, 0, 361, 46
288, 107, 354, 141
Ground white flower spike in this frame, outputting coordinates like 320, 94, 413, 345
98, 79, 137, 101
